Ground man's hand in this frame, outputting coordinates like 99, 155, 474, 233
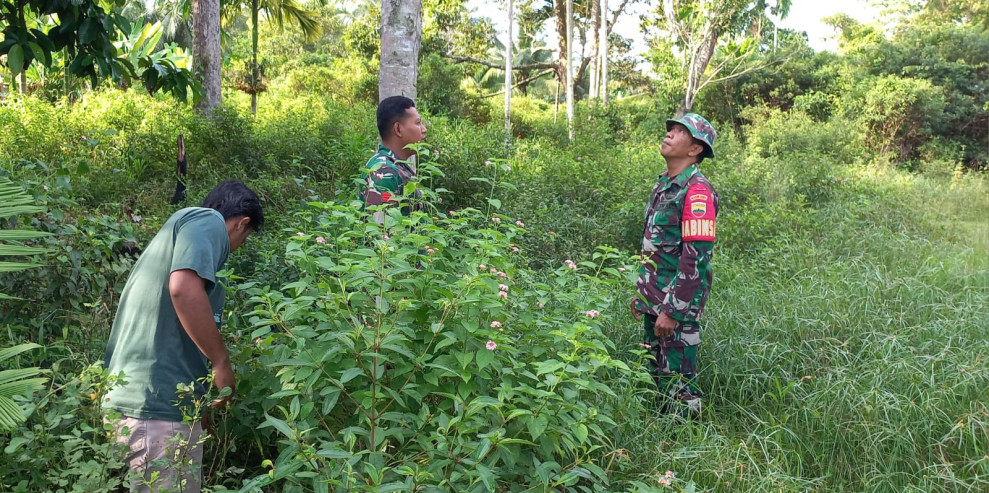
211, 359, 236, 408
630, 297, 642, 321
653, 312, 677, 338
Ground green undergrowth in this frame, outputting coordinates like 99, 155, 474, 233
0, 91, 987, 492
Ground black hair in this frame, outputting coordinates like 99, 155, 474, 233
376, 96, 416, 139
201, 180, 265, 231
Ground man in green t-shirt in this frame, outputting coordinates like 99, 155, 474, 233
359, 95, 427, 222
103, 180, 263, 492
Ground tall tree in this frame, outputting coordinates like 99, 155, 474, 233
599, 0, 607, 105
504, 0, 513, 151
588, 0, 599, 99
222, 0, 322, 114
443, 0, 633, 104
650, 0, 790, 116
379, 0, 422, 101
193, 0, 222, 113
564, 0, 573, 139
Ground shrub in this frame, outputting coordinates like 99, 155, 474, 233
232, 197, 648, 490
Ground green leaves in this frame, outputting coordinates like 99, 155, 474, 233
244, 202, 637, 489
0, 177, 51, 292
6, 44, 24, 74
0, 343, 49, 432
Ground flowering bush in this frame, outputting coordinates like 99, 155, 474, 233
237, 199, 648, 490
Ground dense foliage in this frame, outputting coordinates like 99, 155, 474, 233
1, 1, 987, 491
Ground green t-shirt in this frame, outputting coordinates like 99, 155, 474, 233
103, 207, 230, 421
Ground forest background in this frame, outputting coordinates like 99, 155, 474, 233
0, 0, 987, 491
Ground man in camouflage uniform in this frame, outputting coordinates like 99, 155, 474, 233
360, 95, 427, 223
632, 113, 720, 417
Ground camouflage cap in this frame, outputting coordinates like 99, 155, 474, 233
666, 113, 717, 159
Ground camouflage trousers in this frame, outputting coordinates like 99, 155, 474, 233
643, 314, 703, 407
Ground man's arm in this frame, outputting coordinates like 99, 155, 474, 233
169, 269, 234, 407
661, 242, 712, 318
363, 163, 405, 224
656, 182, 717, 336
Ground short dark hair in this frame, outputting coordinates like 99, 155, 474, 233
201, 180, 265, 231
377, 96, 416, 139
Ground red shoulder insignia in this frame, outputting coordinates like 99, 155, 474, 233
682, 183, 716, 241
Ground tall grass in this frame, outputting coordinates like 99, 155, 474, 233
0, 91, 986, 491
603, 167, 989, 491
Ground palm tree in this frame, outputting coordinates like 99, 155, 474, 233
0, 177, 50, 431
223, 0, 323, 113
136, 0, 324, 114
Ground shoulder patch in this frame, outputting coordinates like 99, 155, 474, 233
681, 183, 716, 242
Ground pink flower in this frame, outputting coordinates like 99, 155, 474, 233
506, 166, 512, 171
492, 217, 501, 223
658, 477, 671, 487
576, 156, 582, 161
537, 302, 544, 308
384, 234, 390, 240
619, 267, 626, 273
512, 246, 520, 253
515, 220, 525, 227
490, 321, 502, 328
486, 340, 497, 351
498, 291, 508, 299
585, 310, 600, 318
433, 150, 440, 156
43, 185, 49, 191
665, 471, 676, 478
316, 237, 326, 244
479, 264, 487, 270
565, 260, 577, 270
485, 160, 492, 166
498, 271, 506, 279
498, 284, 509, 292
427, 248, 435, 255
296, 232, 305, 237
490, 267, 498, 272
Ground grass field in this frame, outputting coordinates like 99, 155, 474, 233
604, 167, 989, 491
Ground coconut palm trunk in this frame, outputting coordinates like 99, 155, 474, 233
193, 0, 222, 114
379, 0, 423, 101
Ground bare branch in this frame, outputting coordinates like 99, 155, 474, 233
481, 69, 556, 98
443, 53, 558, 71
606, 0, 631, 36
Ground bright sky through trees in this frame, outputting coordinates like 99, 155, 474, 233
467, 0, 881, 55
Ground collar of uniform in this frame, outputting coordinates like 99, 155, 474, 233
673, 163, 700, 188
657, 163, 698, 193
376, 142, 398, 161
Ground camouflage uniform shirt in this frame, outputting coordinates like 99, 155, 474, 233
635, 163, 719, 326
359, 143, 421, 217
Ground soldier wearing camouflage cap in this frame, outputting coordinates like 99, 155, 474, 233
631, 112, 720, 417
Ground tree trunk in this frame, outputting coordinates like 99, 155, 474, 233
193, 0, 222, 114
589, 0, 600, 99
678, 32, 717, 116
565, 0, 574, 140
251, 0, 259, 115
379, 0, 423, 102
504, 0, 513, 152
600, 0, 608, 107
553, 0, 567, 90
